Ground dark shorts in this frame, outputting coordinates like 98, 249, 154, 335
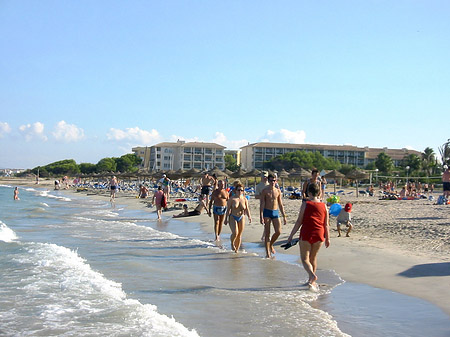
201, 186, 212, 195
263, 208, 280, 219
213, 205, 227, 215
111, 186, 117, 190
188, 210, 201, 216
444, 182, 450, 192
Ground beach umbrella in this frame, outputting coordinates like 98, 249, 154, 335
230, 168, 247, 179
223, 168, 234, 176
346, 169, 370, 197
278, 169, 289, 197
324, 170, 346, 193
184, 168, 202, 178
173, 169, 186, 180
208, 166, 229, 178
289, 168, 311, 189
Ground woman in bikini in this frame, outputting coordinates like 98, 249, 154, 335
224, 183, 252, 253
287, 182, 330, 290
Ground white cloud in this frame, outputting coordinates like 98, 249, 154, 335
107, 127, 160, 144
52, 120, 85, 142
19, 122, 48, 141
259, 128, 306, 144
212, 132, 249, 150
0, 122, 11, 138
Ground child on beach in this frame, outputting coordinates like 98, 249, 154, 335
287, 182, 330, 290
337, 203, 353, 237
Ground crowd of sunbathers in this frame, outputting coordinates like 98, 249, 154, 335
379, 181, 433, 200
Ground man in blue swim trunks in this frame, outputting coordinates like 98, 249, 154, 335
209, 180, 229, 241
260, 174, 287, 258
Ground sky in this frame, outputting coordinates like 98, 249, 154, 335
1, 1, 449, 169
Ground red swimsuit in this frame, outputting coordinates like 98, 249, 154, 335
300, 201, 327, 244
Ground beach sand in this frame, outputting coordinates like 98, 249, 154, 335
3, 177, 450, 317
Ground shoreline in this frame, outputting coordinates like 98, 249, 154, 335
3, 177, 450, 317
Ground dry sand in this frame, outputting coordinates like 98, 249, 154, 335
3, 177, 450, 316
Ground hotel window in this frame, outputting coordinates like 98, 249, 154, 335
205, 155, 212, 162
157, 154, 161, 159
216, 149, 223, 155
194, 148, 202, 154
194, 155, 202, 161
184, 154, 191, 161
205, 149, 212, 154
184, 148, 192, 153
183, 163, 191, 169
194, 162, 202, 169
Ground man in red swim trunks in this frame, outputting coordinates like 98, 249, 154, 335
287, 182, 330, 290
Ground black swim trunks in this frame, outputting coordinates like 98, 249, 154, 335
443, 182, 450, 192
201, 186, 211, 195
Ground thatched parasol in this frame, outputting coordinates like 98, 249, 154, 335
346, 169, 370, 197
324, 170, 346, 193
184, 168, 202, 178
223, 168, 233, 176
208, 166, 229, 178
230, 168, 247, 179
278, 169, 290, 196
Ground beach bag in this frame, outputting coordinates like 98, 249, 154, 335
436, 195, 448, 205
161, 194, 167, 208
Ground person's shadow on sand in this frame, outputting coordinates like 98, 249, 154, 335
398, 262, 450, 278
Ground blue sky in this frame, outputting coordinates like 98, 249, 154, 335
1, 1, 449, 169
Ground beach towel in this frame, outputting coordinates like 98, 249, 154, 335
161, 194, 167, 208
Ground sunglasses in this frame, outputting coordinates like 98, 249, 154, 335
236, 188, 244, 192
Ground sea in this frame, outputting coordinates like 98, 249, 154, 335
1, 184, 449, 337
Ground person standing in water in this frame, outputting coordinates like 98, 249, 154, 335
209, 180, 229, 241
286, 182, 330, 290
13, 187, 20, 200
110, 176, 119, 202
225, 183, 251, 253
260, 174, 287, 258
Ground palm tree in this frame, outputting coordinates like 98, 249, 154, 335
422, 147, 436, 178
439, 139, 450, 166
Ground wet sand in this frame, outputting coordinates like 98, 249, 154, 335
3, 177, 450, 317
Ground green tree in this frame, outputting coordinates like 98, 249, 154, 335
402, 154, 422, 175
96, 158, 117, 172
79, 163, 97, 174
375, 153, 394, 174
439, 139, 450, 165
422, 147, 436, 177
115, 154, 142, 172
224, 154, 239, 171
266, 150, 340, 171
35, 159, 80, 176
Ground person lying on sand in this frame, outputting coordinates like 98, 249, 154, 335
173, 195, 211, 218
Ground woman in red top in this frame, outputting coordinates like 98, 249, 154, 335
287, 182, 330, 290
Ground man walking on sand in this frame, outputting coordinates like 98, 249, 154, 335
260, 174, 287, 258
209, 180, 229, 241
200, 172, 216, 207
255, 171, 269, 241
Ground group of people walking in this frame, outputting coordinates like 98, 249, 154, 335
201, 169, 330, 290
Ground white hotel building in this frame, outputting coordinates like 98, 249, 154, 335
132, 140, 226, 171
239, 142, 421, 170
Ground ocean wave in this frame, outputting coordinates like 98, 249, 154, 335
10, 242, 199, 336
0, 221, 18, 242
